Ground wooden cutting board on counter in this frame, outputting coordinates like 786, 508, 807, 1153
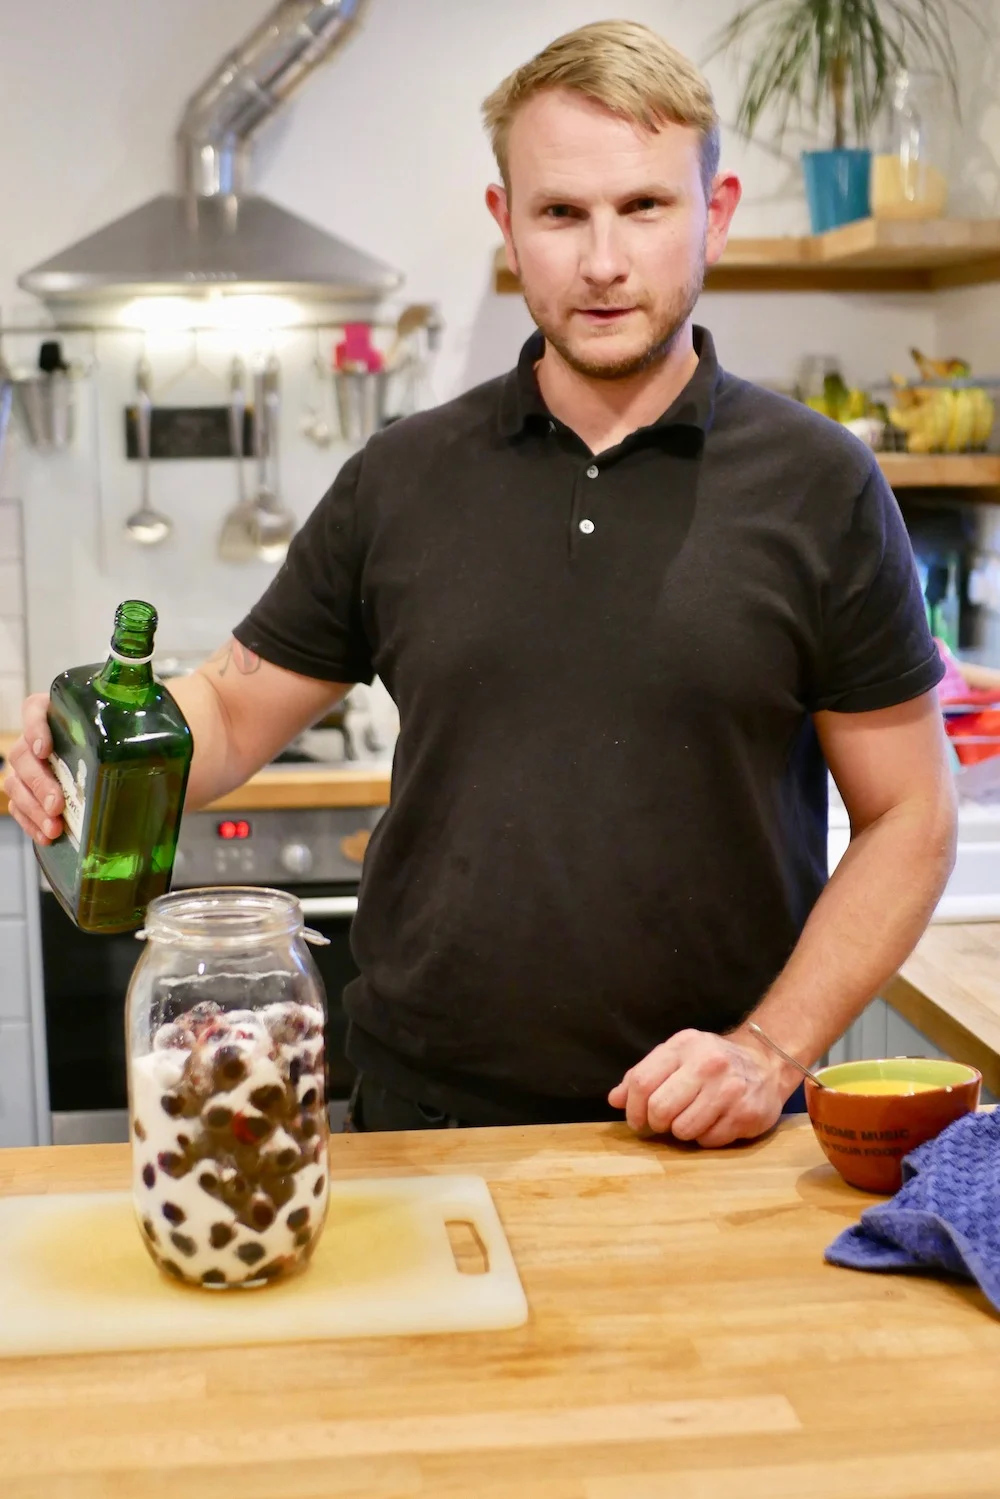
0, 1175, 528, 1357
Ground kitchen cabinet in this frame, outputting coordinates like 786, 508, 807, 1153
0, 819, 45, 1146
0, 1023, 36, 1147
828, 995, 946, 1065
0, 821, 23, 916
829, 993, 998, 1102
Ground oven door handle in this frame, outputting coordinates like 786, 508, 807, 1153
298, 895, 359, 919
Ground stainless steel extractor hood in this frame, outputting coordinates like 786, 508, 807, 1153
18, 0, 402, 308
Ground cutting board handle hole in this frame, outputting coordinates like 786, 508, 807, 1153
445, 1218, 489, 1275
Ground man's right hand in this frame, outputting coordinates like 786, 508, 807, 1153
3, 694, 63, 845
3, 642, 351, 841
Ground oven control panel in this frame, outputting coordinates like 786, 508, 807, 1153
172, 806, 384, 887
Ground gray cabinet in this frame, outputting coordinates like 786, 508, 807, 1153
0, 825, 24, 916
826, 997, 893, 1067
828, 994, 996, 1103
0, 819, 45, 1146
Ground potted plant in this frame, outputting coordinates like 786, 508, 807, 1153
705, 1, 977, 234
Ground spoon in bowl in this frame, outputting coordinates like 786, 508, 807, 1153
747, 1022, 826, 1088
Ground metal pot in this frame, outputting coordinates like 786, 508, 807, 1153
333, 369, 389, 444
12, 371, 75, 449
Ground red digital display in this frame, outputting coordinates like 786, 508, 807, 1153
217, 819, 252, 840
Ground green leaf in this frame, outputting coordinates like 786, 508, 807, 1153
703, 0, 985, 149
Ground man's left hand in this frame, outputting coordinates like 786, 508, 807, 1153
607, 1028, 790, 1147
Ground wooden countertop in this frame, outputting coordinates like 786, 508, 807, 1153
205, 763, 390, 812
0, 732, 390, 816
884, 922, 1000, 1096
2, 1120, 999, 1496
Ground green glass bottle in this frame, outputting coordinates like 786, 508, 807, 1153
36, 600, 193, 934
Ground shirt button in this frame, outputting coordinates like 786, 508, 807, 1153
586, 464, 599, 478
579, 518, 595, 535
548, 420, 556, 434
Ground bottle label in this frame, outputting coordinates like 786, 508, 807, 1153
49, 753, 88, 851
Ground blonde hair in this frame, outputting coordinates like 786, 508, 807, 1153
482, 20, 720, 198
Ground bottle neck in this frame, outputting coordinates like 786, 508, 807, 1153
95, 647, 155, 703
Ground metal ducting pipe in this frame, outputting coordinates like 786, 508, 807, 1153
178, 0, 366, 200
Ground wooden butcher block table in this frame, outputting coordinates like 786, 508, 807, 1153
1, 1118, 999, 1499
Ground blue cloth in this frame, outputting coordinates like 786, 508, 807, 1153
825, 1110, 1000, 1310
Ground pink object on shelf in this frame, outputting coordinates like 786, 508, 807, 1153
334, 323, 384, 374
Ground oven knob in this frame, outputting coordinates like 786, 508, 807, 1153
280, 842, 314, 877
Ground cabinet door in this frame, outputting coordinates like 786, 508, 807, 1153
827, 997, 889, 1066
827, 999, 996, 1100
0, 919, 28, 1020
0, 821, 25, 917
884, 1007, 949, 1064
0, 1021, 36, 1147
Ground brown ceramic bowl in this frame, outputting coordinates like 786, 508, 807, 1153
805, 1057, 981, 1193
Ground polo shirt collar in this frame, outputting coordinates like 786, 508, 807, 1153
497, 324, 721, 445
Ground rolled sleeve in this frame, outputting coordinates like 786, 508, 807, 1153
810, 464, 945, 714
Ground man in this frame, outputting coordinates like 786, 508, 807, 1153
6, 21, 956, 1142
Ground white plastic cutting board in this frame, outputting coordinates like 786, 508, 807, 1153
0, 1175, 528, 1357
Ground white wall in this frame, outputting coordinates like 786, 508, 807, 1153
0, 0, 994, 710
0, 504, 26, 729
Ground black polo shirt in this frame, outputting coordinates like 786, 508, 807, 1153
234, 327, 943, 1126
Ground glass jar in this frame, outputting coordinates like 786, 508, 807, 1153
871, 70, 949, 221
126, 887, 330, 1290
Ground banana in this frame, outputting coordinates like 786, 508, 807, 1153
889, 402, 925, 434
902, 390, 951, 453
969, 387, 995, 448
842, 388, 868, 421
804, 379, 871, 424
930, 391, 956, 450
910, 348, 939, 382
890, 351, 994, 452
945, 388, 976, 453
910, 347, 972, 381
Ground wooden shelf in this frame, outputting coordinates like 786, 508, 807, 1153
495, 217, 1000, 295
494, 251, 520, 295
878, 453, 1000, 494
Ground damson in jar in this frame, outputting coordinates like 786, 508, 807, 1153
126, 887, 331, 1288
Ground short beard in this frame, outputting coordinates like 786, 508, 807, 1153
520, 256, 706, 382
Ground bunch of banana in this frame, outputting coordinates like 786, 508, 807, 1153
888, 348, 995, 454
804, 371, 871, 423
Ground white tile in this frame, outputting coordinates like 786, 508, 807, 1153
0, 505, 21, 563
0, 619, 25, 676
0, 563, 23, 617
0, 672, 26, 732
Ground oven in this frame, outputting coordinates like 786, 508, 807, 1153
40, 802, 384, 1144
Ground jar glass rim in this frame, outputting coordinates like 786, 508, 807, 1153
141, 886, 304, 947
